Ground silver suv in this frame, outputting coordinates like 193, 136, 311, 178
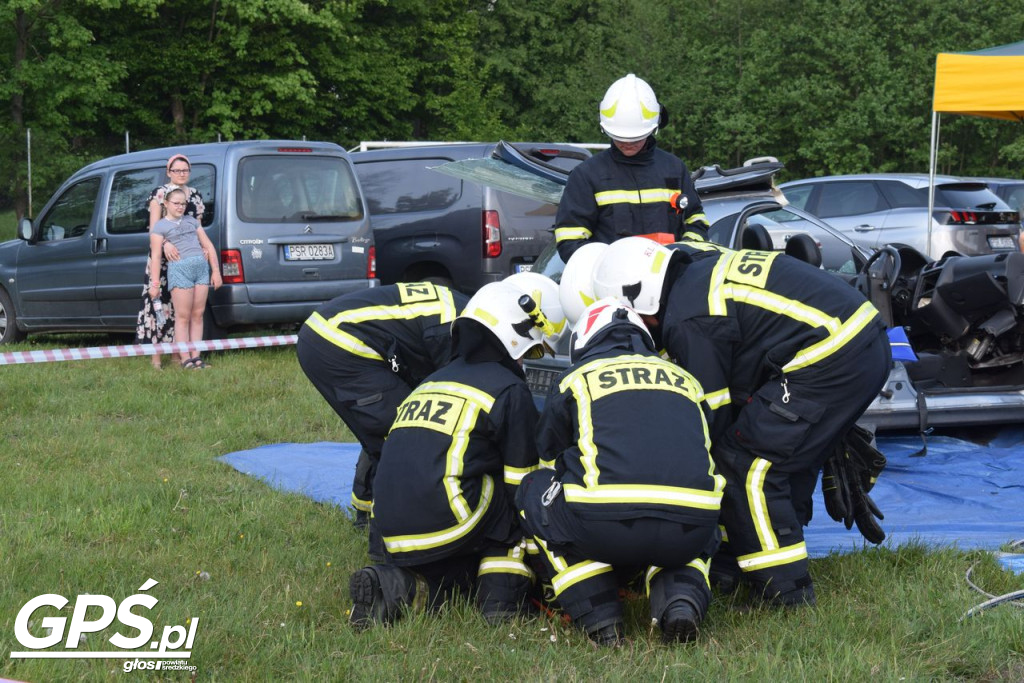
779, 173, 1020, 258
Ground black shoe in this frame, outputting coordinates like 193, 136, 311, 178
659, 599, 701, 643
352, 509, 370, 531
479, 601, 520, 626
588, 622, 624, 648
770, 583, 817, 608
348, 568, 385, 630
709, 568, 740, 595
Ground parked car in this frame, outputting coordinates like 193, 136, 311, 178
971, 177, 1024, 213
779, 173, 1020, 258
350, 142, 590, 293
0, 141, 376, 344
968, 177, 1024, 236
508, 159, 1024, 432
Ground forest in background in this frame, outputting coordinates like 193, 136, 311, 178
3, 0, 1023, 218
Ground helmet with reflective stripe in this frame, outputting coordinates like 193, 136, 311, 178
570, 298, 654, 363
559, 242, 608, 326
457, 282, 545, 360
592, 236, 672, 315
599, 74, 660, 143
503, 272, 568, 346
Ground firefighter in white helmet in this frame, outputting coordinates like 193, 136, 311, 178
554, 74, 707, 262
348, 277, 567, 630
516, 298, 724, 646
590, 236, 891, 608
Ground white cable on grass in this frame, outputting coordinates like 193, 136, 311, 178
961, 561, 1024, 620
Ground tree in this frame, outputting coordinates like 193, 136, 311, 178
0, 0, 155, 217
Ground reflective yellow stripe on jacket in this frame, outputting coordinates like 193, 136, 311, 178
706, 251, 880, 371
558, 354, 724, 512
382, 381, 496, 555
306, 283, 458, 358
594, 187, 678, 206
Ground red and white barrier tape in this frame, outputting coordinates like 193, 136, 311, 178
0, 334, 298, 366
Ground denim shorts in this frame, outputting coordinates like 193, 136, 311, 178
167, 255, 211, 290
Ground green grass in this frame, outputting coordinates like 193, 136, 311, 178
1, 335, 1022, 681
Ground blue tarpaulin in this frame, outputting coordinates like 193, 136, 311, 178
218, 428, 1024, 560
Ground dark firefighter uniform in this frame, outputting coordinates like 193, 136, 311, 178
554, 138, 708, 263
295, 283, 468, 517
368, 321, 542, 620
656, 242, 891, 605
517, 312, 724, 643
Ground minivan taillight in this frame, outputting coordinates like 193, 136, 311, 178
367, 245, 376, 280
221, 249, 245, 284
483, 210, 502, 258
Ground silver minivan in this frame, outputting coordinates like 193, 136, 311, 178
0, 141, 376, 344
780, 173, 1020, 258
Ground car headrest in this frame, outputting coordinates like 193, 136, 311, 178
784, 233, 822, 267
741, 223, 773, 251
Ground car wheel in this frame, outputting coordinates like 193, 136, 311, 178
0, 288, 26, 345
423, 275, 455, 291
203, 307, 226, 341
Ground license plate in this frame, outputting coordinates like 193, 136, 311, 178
284, 244, 335, 261
515, 263, 533, 273
988, 236, 1016, 250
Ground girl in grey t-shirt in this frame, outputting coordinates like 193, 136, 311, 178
148, 188, 223, 369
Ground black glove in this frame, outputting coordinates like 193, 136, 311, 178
843, 424, 887, 494
822, 426, 887, 545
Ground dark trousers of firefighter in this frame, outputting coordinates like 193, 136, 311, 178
295, 330, 412, 512
711, 327, 892, 595
516, 469, 719, 633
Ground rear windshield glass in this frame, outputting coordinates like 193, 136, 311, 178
933, 185, 1007, 210
237, 155, 363, 223
356, 158, 461, 214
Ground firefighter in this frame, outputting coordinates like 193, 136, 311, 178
592, 237, 891, 607
295, 282, 469, 545
554, 73, 708, 263
348, 276, 567, 629
516, 298, 724, 646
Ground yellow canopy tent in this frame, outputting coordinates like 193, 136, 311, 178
928, 40, 1024, 255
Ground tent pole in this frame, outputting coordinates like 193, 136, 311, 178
927, 111, 940, 259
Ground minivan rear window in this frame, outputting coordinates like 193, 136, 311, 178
356, 158, 461, 214
237, 155, 363, 223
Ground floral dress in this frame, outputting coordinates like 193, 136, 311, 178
135, 184, 206, 344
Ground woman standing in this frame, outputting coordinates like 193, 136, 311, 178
135, 153, 206, 369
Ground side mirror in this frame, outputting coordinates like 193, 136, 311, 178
17, 217, 33, 241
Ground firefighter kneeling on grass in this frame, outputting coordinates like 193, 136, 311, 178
348, 275, 567, 629
591, 236, 891, 608
516, 299, 724, 647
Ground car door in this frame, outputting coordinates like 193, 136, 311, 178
16, 176, 103, 326
96, 165, 165, 327
810, 180, 888, 251
875, 179, 931, 251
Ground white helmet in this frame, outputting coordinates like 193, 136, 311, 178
599, 74, 660, 143
570, 298, 654, 362
592, 236, 672, 315
503, 272, 568, 346
458, 282, 548, 360
559, 243, 608, 326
